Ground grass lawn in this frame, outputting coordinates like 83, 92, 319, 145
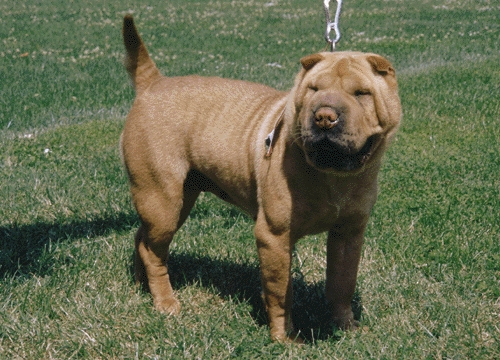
1, 0, 499, 358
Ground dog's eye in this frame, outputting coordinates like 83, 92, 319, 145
355, 90, 371, 97
308, 86, 319, 92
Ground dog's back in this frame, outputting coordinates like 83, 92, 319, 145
121, 16, 288, 216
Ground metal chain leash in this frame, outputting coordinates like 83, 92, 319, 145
323, 0, 343, 51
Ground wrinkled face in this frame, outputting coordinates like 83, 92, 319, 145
293, 52, 401, 173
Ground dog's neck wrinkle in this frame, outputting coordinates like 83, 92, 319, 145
284, 137, 381, 186
280, 142, 379, 233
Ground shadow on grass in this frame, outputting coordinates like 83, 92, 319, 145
139, 251, 363, 343
0, 212, 139, 279
1, 211, 362, 343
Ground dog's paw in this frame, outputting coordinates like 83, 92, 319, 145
333, 316, 360, 331
154, 297, 181, 315
271, 332, 305, 345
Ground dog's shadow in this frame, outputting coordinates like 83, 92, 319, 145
0, 212, 362, 343
0, 212, 138, 278
133, 251, 363, 342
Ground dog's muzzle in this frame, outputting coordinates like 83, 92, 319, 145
305, 135, 377, 171
303, 106, 378, 172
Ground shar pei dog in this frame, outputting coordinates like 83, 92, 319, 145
121, 15, 401, 342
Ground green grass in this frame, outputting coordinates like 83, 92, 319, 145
1, 0, 499, 358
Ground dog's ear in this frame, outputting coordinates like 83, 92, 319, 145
367, 55, 395, 76
300, 54, 324, 71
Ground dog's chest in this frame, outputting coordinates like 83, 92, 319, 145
290, 178, 377, 236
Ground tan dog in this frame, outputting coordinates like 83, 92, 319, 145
121, 15, 401, 342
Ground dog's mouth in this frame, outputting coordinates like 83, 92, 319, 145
304, 134, 379, 172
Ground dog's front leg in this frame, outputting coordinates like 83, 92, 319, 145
326, 217, 368, 330
254, 217, 300, 343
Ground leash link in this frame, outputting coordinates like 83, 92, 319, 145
323, 0, 342, 51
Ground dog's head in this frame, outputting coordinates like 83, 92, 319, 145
290, 52, 401, 173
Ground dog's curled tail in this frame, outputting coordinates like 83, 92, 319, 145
123, 15, 161, 94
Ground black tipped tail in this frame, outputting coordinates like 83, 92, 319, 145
123, 15, 140, 62
122, 15, 161, 94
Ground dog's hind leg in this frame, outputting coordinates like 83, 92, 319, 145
133, 172, 200, 314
